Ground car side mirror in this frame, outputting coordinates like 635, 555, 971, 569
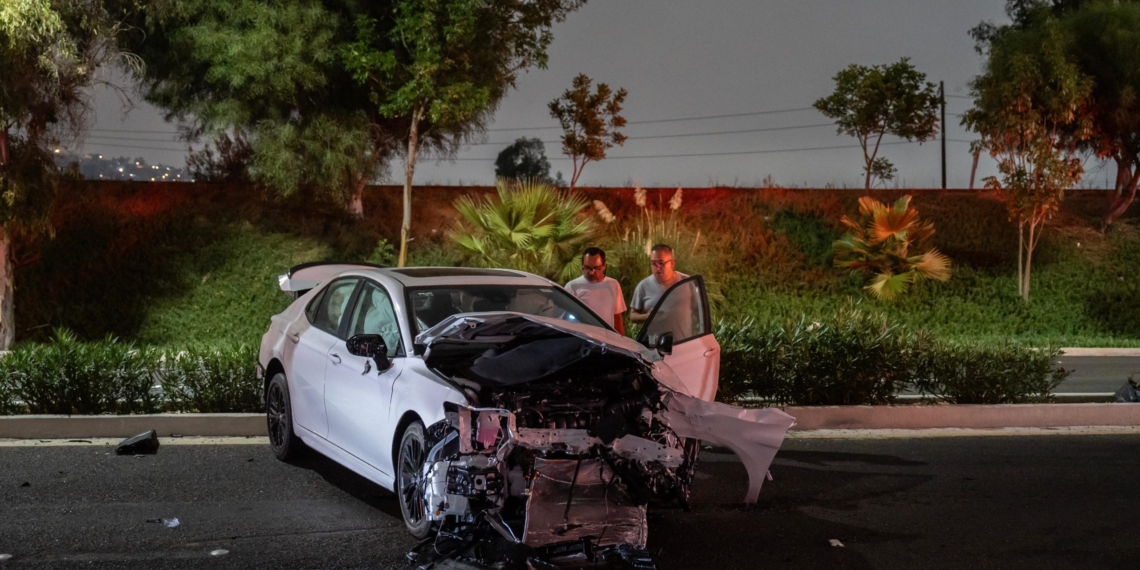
656, 332, 674, 356
346, 334, 390, 370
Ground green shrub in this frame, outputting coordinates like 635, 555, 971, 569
408, 240, 464, 267
160, 344, 261, 413
0, 332, 260, 415
717, 308, 1072, 406
770, 209, 838, 267
717, 307, 930, 405
0, 330, 162, 415
913, 343, 1070, 404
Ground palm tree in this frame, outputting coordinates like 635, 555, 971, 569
833, 195, 951, 300
450, 179, 594, 282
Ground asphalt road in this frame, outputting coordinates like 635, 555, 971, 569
1054, 356, 1140, 393
2, 434, 1139, 570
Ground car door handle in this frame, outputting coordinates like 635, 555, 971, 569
703, 348, 719, 357
328, 352, 342, 365
288, 332, 300, 344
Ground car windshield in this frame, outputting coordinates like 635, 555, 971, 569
406, 285, 608, 334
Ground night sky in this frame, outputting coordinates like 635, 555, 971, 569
83, 0, 1115, 188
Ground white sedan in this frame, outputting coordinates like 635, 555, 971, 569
258, 264, 794, 568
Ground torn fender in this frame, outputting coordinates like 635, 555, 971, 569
660, 393, 796, 503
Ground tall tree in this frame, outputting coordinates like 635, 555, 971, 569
124, 0, 400, 219
972, 1, 1140, 229
0, 0, 124, 348
495, 137, 552, 182
963, 18, 1092, 302
343, 0, 584, 267
1061, 3, 1140, 229
814, 58, 941, 190
548, 73, 627, 190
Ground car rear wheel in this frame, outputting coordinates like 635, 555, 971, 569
396, 421, 432, 538
266, 373, 304, 461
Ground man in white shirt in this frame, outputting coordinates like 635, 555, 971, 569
564, 247, 627, 335
630, 244, 688, 324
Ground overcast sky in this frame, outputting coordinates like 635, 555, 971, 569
81, 0, 1116, 188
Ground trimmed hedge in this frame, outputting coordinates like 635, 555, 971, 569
0, 317, 1077, 415
913, 342, 1071, 404
0, 331, 260, 415
717, 308, 1071, 405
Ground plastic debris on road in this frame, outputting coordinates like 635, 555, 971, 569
145, 518, 180, 528
0, 553, 12, 561
1114, 378, 1140, 403
210, 549, 229, 556
829, 539, 845, 548
116, 430, 160, 455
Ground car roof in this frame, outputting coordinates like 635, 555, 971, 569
288, 263, 556, 289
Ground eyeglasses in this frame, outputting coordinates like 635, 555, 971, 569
582, 264, 606, 273
650, 260, 674, 268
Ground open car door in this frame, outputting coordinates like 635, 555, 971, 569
636, 275, 720, 401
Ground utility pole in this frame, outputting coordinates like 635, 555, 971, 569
940, 81, 947, 189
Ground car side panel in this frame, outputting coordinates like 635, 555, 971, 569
295, 424, 396, 491
377, 361, 469, 476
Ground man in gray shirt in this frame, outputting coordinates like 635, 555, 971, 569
630, 244, 688, 324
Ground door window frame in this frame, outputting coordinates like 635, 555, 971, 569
307, 278, 363, 339
635, 275, 713, 348
345, 279, 406, 357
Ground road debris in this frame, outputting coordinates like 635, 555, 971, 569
0, 553, 12, 561
1114, 378, 1139, 403
146, 518, 180, 528
210, 549, 229, 556
115, 430, 160, 455
829, 539, 845, 548
19, 482, 29, 488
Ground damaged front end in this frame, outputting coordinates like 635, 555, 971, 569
408, 314, 794, 569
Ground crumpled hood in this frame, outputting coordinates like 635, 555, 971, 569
416, 312, 687, 392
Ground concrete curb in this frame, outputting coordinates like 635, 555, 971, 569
3, 403, 1140, 438
1059, 347, 1140, 357
0, 414, 267, 439
783, 403, 1140, 431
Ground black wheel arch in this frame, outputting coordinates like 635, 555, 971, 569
391, 411, 424, 470
264, 358, 285, 396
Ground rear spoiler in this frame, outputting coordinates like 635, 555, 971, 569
278, 261, 386, 299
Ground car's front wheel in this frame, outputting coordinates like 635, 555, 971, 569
266, 372, 304, 461
396, 421, 432, 538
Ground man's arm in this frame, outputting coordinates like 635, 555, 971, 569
613, 313, 626, 335
630, 308, 649, 323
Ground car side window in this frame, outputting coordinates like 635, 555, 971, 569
641, 278, 708, 346
347, 281, 402, 357
305, 287, 326, 323
311, 279, 359, 336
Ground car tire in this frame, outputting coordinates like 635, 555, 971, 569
266, 372, 304, 461
396, 421, 433, 539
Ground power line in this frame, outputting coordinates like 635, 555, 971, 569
452, 138, 975, 161
90, 127, 185, 135
88, 134, 185, 143
78, 141, 194, 152
476, 123, 836, 146
483, 106, 818, 132
81, 122, 838, 147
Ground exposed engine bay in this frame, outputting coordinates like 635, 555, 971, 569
408, 314, 796, 569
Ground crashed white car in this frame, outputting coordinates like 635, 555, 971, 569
259, 264, 794, 568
